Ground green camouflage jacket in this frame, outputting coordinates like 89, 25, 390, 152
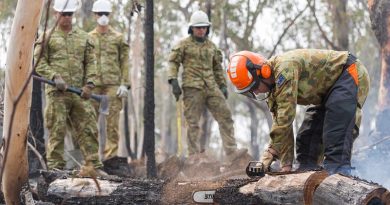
89, 27, 130, 87
266, 49, 364, 167
168, 36, 226, 89
34, 27, 97, 93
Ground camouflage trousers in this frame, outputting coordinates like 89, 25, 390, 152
44, 91, 102, 169
92, 85, 123, 159
182, 87, 237, 155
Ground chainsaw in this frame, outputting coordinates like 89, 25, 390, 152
246, 161, 266, 177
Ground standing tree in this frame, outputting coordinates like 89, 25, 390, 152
0, 0, 44, 203
330, 0, 349, 50
144, 0, 156, 178
28, 71, 45, 176
368, 0, 390, 135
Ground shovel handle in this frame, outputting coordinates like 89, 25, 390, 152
32, 75, 102, 102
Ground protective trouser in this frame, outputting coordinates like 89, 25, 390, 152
182, 87, 237, 155
296, 54, 359, 175
45, 91, 102, 169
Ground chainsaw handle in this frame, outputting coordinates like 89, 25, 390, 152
32, 75, 101, 102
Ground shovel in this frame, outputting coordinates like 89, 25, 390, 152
32, 75, 109, 161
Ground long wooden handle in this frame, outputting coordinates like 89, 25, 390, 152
32, 75, 102, 102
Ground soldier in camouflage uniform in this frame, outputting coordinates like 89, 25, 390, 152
34, 0, 102, 170
226, 49, 370, 175
89, 0, 130, 161
168, 10, 247, 161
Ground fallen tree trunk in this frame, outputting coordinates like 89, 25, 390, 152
313, 174, 389, 205
36, 171, 389, 204
216, 171, 328, 205
44, 177, 164, 204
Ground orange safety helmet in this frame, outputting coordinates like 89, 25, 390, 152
227, 51, 271, 96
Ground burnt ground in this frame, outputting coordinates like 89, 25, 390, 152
1, 152, 254, 204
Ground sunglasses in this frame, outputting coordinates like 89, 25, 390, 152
96, 12, 110, 16
60, 12, 74, 17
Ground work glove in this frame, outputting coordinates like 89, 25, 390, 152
80, 83, 94, 99
116, 85, 128, 98
260, 148, 277, 172
169, 79, 182, 101
53, 74, 67, 91
220, 85, 228, 99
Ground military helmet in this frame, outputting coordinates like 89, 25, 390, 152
226, 51, 271, 97
92, 0, 112, 12
53, 0, 80, 12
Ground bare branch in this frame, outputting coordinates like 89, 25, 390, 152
28, 142, 48, 171
169, 0, 195, 20
353, 135, 390, 155
307, 0, 341, 50
244, 0, 268, 39
268, 4, 309, 58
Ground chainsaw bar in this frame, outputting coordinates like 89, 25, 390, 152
192, 190, 215, 203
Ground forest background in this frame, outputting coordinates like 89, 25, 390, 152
0, 0, 388, 188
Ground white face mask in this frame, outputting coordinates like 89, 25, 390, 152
97, 15, 109, 26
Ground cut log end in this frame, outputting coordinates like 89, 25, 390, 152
363, 188, 388, 205
313, 174, 388, 205
381, 191, 390, 204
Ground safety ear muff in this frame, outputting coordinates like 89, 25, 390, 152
245, 57, 271, 78
261, 64, 271, 79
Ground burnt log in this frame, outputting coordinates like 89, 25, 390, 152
215, 171, 328, 205
34, 170, 390, 205
313, 174, 389, 205
44, 178, 164, 205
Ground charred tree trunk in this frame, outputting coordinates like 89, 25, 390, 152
368, 0, 390, 135
0, 0, 44, 203
28, 74, 45, 176
143, 0, 156, 178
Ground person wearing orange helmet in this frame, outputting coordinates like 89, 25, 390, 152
168, 10, 247, 162
226, 49, 370, 175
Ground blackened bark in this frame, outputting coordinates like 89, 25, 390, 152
206, 0, 212, 19
28, 77, 45, 176
143, 0, 156, 178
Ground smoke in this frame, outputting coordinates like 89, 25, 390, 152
352, 131, 390, 189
